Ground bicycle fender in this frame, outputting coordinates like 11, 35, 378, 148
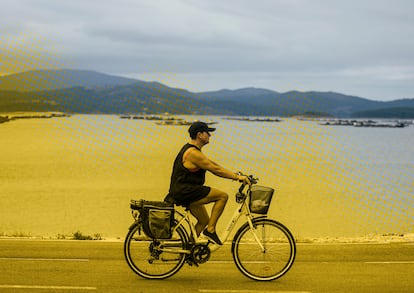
252, 215, 267, 221
233, 216, 267, 234
128, 221, 139, 231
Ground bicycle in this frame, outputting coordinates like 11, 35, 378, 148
124, 174, 296, 281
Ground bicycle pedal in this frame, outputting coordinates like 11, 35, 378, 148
185, 258, 199, 267
196, 235, 209, 244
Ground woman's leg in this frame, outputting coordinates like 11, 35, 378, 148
188, 204, 209, 236
189, 187, 228, 233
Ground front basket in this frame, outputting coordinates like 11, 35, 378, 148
249, 185, 274, 214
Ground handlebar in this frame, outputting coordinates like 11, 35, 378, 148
248, 175, 258, 185
237, 172, 258, 193
235, 173, 257, 204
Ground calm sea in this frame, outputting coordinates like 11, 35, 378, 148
0, 115, 413, 240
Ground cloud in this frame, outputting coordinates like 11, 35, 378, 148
1, 0, 414, 100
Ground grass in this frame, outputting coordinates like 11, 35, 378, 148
72, 231, 103, 240
0, 231, 103, 240
0, 231, 33, 238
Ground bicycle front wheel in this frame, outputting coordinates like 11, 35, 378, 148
232, 218, 296, 281
124, 222, 188, 279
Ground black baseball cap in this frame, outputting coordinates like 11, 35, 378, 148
188, 121, 216, 137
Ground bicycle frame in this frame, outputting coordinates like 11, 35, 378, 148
171, 188, 265, 253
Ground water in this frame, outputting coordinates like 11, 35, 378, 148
0, 115, 412, 240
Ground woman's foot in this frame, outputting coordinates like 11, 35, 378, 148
202, 229, 223, 245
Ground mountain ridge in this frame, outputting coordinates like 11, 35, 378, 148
0, 69, 138, 91
1, 69, 413, 117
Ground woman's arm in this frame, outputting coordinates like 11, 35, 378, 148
188, 149, 248, 182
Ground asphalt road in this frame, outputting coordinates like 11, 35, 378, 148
0, 239, 413, 293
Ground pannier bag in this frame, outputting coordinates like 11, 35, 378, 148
130, 200, 174, 239
249, 185, 274, 214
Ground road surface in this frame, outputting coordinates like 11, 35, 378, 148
0, 239, 413, 292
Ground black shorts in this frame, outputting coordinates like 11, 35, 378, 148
170, 185, 211, 206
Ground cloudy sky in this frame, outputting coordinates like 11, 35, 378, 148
1, 0, 413, 100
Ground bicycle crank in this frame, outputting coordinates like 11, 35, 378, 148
190, 244, 211, 264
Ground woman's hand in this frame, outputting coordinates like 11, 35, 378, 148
235, 174, 251, 185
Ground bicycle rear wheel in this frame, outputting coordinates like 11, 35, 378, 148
232, 218, 296, 281
124, 222, 188, 279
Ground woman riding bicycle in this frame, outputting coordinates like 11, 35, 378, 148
167, 121, 250, 245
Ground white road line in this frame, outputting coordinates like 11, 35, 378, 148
209, 260, 276, 264
211, 260, 414, 265
365, 261, 414, 264
0, 257, 89, 262
208, 261, 240, 264
0, 285, 96, 290
198, 289, 311, 293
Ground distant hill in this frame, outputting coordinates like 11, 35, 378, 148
0, 83, 212, 114
199, 88, 414, 117
352, 107, 414, 118
0, 69, 137, 91
1, 69, 414, 117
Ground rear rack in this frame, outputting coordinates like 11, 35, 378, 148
130, 199, 144, 210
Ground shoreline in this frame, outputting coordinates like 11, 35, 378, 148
1, 233, 413, 244
0, 111, 70, 124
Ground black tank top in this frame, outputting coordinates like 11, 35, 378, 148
169, 143, 206, 195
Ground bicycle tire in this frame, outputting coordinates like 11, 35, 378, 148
124, 222, 188, 279
232, 218, 296, 281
